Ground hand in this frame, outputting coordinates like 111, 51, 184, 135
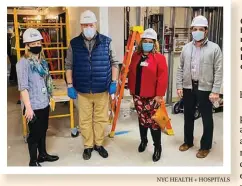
177, 89, 183, 98
68, 87, 77, 99
25, 107, 34, 122
154, 96, 163, 104
209, 93, 219, 103
109, 81, 117, 95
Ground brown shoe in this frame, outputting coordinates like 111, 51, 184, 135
196, 149, 210, 158
179, 143, 194, 152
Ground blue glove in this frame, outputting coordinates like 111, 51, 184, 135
68, 87, 77, 99
109, 81, 117, 95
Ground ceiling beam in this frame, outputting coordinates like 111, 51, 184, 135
7, 9, 46, 15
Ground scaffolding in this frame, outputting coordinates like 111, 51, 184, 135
12, 8, 76, 142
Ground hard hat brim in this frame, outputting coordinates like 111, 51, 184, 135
191, 24, 208, 27
23, 38, 43, 44
80, 18, 97, 24
141, 36, 157, 40
80, 21, 97, 24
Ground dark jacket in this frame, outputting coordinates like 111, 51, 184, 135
71, 33, 112, 93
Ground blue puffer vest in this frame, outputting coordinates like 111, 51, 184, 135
71, 33, 112, 93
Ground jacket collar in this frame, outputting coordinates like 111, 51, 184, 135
79, 32, 102, 49
192, 38, 209, 46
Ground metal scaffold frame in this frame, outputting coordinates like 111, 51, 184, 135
12, 7, 76, 142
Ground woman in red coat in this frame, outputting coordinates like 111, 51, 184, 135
128, 28, 168, 162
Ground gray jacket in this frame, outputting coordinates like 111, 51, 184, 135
176, 40, 223, 94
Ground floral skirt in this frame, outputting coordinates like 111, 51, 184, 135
133, 95, 160, 130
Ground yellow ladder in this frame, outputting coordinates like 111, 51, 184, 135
13, 8, 76, 142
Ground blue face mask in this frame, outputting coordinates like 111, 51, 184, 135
83, 27, 96, 39
192, 31, 205, 41
142, 43, 154, 52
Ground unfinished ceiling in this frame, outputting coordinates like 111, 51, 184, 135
7, 7, 65, 16
8, 7, 48, 10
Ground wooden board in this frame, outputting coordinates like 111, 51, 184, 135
52, 79, 70, 102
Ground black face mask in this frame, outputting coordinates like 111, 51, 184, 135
29, 46, 42, 54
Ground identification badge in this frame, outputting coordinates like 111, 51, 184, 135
42, 87, 47, 94
140, 61, 148, 67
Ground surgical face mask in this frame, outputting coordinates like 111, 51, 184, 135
192, 31, 205, 41
142, 43, 154, 52
83, 27, 96, 39
29, 46, 42, 54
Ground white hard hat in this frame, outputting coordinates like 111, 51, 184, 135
23, 28, 43, 43
141, 28, 157, 40
80, 10, 97, 24
191, 15, 208, 27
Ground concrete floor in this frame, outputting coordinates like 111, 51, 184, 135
7, 84, 223, 167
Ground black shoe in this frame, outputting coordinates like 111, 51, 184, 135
83, 148, 93, 160
153, 145, 162, 162
37, 134, 59, 163
138, 141, 148, 152
94, 145, 108, 158
29, 161, 41, 167
38, 153, 59, 163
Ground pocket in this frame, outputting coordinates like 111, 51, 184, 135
203, 48, 214, 65
201, 63, 213, 83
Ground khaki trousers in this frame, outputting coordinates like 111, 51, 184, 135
78, 91, 109, 148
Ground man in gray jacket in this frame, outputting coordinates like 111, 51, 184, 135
176, 15, 223, 158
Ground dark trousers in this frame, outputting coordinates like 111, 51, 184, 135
183, 82, 214, 150
25, 106, 50, 161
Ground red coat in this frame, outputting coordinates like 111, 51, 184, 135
128, 52, 168, 98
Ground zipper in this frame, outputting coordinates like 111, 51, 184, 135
89, 52, 92, 93
87, 41, 92, 93
88, 39, 98, 93
89, 40, 98, 93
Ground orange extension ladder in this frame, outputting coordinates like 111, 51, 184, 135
41, 31, 58, 79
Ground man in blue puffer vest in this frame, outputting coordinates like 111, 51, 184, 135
65, 10, 120, 160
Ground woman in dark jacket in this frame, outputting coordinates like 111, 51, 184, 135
128, 28, 168, 162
